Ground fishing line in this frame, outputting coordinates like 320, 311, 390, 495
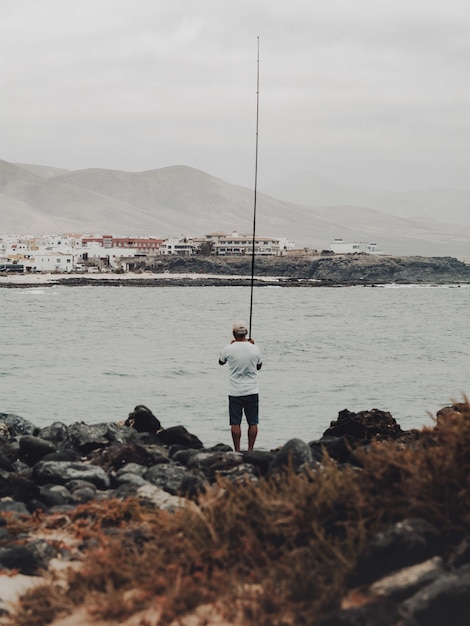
249, 36, 260, 340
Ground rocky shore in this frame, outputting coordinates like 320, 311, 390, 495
147, 254, 470, 285
1, 402, 470, 625
1, 254, 470, 288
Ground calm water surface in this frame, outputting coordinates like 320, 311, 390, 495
1, 285, 469, 450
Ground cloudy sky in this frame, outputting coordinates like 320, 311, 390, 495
1, 0, 469, 190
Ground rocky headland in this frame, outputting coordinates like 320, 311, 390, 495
1, 402, 470, 625
1, 254, 470, 288
145, 254, 470, 285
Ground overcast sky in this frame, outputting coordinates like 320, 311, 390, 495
1, 0, 469, 190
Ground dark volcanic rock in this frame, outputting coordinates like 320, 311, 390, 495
0, 446, 15, 471
309, 435, 352, 464
449, 536, 470, 569
143, 464, 189, 495
41, 450, 81, 463
0, 539, 56, 574
11, 475, 41, 504
0, 499, 30, 517
370, 557, 445, 602
323, 408, 404, 445
170, 447, 202, 466
0, 545, 44, 575
0, 472, 40, 503
186, 450, 243, 477
32, 460, 111, 490
19, 435, 58, 465
63, 422, 134, 455
400, 568, 470, 626
131, 255, 470, 285
37, 421, 69, 446
114, 466, 149, 492
38, 484, 74, 507
217, 463, 258, 482
88, 441, 170, 471
354, 518, 441, 585
0, 413, 36, 436
268, 438, 315, 475
156, 425, 204, 449
178, 470, 208, 498
242, 450, 276, 476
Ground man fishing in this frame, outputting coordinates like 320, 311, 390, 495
219, 321, 262, 452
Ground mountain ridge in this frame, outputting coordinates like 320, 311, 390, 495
262, 171, 470, 225
1, 159, 469, 258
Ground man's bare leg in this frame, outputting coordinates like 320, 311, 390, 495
248, 424, 258, 451
231, 425, 241, 452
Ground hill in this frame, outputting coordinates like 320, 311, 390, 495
1, 159, 470, 258
262, 170, 470, 225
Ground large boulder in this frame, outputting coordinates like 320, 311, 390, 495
65, 479, 98, 504
0, 413, 37, 437
0, 545, 46, 576
156, 425, 204, 449
0, 446, 15, 471
0, 500, 30, 517
449, 536, 470, 569
170, 447, 202, 466
400, 567, 470, 626
32, 460, 111, 490
0, 472, 41, 506
38, 484, 74, 508
143, 464, 189, 495
242, 450, 275, 476
370, 557, 445, 601
114, 465, 150, 492
268, 438, 315, 476
187, 450, 243, 479
354, 518, 441, 585
19, 435, 58, 466
178, 470, 208, 499
62, 422, 134, 455
87, 441, 170, 471
309, 435, 352, 464
36, 421, 69, 447
322, 408, 404, 445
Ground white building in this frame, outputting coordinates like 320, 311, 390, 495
30, 251, 75, 272
207, 232, 295, 256
159, 238, 196, 255
329, 239, 384, 255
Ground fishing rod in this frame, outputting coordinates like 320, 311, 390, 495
248, 37, 260, 340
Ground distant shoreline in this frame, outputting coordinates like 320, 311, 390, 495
1, 272, 469, 289
2, 254, 470, 287
0, 272, 337, 288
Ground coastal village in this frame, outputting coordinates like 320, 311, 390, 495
0, 232, 383, 274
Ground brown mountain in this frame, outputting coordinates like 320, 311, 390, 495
1, 159, 470, 258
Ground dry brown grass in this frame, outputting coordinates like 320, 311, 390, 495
6, 400, 470, 626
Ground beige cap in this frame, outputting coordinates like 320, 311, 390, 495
233, 321, 248, 335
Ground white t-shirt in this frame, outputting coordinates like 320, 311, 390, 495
219, 341, 262, 396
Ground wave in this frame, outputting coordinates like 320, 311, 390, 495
103, 371, 132, 378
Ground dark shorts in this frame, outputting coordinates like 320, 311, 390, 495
229, 394, 259, 426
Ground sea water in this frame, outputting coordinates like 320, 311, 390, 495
1, 284, 469, 450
